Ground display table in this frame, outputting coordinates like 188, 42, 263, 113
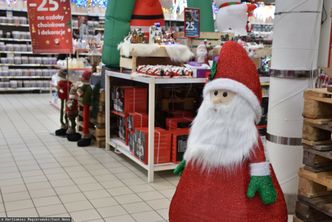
105, 70, 206, 182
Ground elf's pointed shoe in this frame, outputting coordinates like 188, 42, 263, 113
67, 133, 81, 142
77, 138, 91, 147
55, 128, 67, 137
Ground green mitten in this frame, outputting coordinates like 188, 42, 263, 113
173, 160, 186, 176
247, 176, 277, 205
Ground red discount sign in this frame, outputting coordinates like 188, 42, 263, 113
27, 0, 73, 54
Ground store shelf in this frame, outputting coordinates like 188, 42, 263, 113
0, 38, 31, 42
106, 71, 206, 85
0, 23, 29, 27
0, 64, 59, 67
0, 87, 50, 92
108, 138, 178, 171
0, 51, 33, 54
0, 76, 52, 79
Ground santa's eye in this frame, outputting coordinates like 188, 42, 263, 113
223, 92, 228, 97
214, 91, 219, 96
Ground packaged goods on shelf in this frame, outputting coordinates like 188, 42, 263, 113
170, 128, 189, 163
128, 112, 148, 132
136, 65, 193, 77
169, 110, 194, 118
166, 117, 193, 130
131, 127, 172, 164
112, 87, 147, 114
118, 116, 129, 145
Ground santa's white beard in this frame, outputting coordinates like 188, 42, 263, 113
184, 94, 258, 171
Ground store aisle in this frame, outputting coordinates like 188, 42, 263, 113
0, 94, 178, 222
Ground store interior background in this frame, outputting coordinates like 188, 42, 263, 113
0, 0, 332, 221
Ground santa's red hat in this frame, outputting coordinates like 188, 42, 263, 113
203, 41, 262, 122
130, 0, 165, 28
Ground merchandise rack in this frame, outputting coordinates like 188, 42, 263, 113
105, 70, 206, 182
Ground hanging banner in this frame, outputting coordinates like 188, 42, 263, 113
184, 7, 200, 38
27, 0, 73, 54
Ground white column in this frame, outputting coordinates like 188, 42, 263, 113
266, 0, 323, 212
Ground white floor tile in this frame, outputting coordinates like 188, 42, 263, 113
37, 204, 67, 217
104, 214, 135, 222
59, 193, 88, 204
54, 185, 81, 195
156, 209, 169, 221
114, 194, 142, 205
4, 199, 35, 211
107, 187, 134, 197
78, 183, 103, 192
137, 191, 165, 201
64, 200, 94, 213
7, 208, 38, 217
131, 211, 164, 222
33, 196, 62, 207
84, 189, 110, 200
70, 209, 101, 222
29, 188, 56, 198
146, 199, 170, 210
89, 197, 118, 208
1, 184, 27, 194
122, 202, 153, 214
97, 205, 127, 218
3, 191, 31, 202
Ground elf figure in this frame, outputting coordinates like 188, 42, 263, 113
215, 0, 257, 36
77, 71, 93, 147
55, 69, 72, 137
169, 41, 287, 222
66, 84, 81, 142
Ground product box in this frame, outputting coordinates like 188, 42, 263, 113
171, 128, 189, 163
128, 112, 148, 132
118, 116, 129, 145
112, 87, 147, 114
133, 127, 171, 164
129, 131, 136, 153
166, 117, 193, 130
170, 110, 194, 118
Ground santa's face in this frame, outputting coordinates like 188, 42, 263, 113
184, 89, 258, 171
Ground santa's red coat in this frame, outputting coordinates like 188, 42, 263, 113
169, 139, 288, 222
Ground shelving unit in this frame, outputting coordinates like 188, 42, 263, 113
105, 70, 206, 182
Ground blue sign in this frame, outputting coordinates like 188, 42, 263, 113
184, 8, 200, 38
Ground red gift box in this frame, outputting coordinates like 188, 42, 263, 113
128, 112, 148, 132
113, 87, 147, 114
169, 110, 193, 118
170, 128, 189, 163
166, 117, 193, 130
134, 127, 171, 164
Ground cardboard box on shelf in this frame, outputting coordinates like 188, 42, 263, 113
128, 112, 148, 132
166, 117, 193, 130
112, 86, 147, 114
133, 127, 172, 164
170, 128, 189, 163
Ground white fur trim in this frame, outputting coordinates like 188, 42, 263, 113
250, 162, 270, 176
203, 78, 262, 123
118, 42, 193, 63
164, 44, 194, 63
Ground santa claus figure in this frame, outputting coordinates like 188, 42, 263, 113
169, 41, 287, 222
215, 0, 256, 36
66, 84, 81, 142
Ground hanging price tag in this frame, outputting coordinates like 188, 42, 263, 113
184, 8, 200, 38
27, 0, 73, 54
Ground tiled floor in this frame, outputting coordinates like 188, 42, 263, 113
0, 94, 179, 222
0, 94, 294, 222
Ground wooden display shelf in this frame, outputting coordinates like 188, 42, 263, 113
299, 168, 332, 193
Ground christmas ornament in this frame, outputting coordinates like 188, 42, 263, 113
55, 69, 72, 137
169, 41, 287, 222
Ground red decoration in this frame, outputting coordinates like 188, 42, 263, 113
166, 117, 193, 130
27, 0, 73, 54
